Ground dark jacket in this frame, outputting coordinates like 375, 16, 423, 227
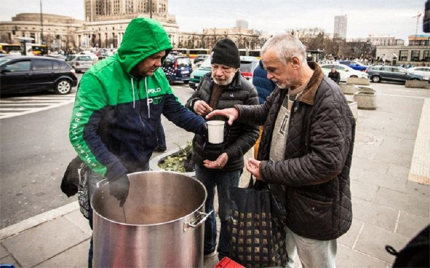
186, 72, 260, 172
236, 63, 355, 240
69, 18, 205, 182
252, 60, 276, 104
328, 70, 340, 84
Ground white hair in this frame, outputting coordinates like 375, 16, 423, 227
261, 33, 307, 65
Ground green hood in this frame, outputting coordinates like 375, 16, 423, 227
117, 18, 172, 74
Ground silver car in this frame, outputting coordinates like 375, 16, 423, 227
320, 63, 369, 83
407, 67, 430, 80
66, 55, 94, 73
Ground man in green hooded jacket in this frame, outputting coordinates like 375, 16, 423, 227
69, 18, 206, 267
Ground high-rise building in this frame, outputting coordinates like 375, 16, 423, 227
236, 19, 248, 29
84, 0, 169, 22
334, 15, 347, 39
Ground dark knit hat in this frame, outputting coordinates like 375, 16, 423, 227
211, 38, 240, 68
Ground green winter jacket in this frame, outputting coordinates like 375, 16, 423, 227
69, 18, 205, 181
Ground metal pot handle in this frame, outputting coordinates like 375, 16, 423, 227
96, 179, 108, 188
183, 210, 213, 231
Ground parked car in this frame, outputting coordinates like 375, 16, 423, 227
0, 56, 77, 96
193, 54, 209, 65
161, 55, 192, 84
47, 53, 67, 60
9, 50, 22, 56
320, 63, 369, 82
365, 65, 425, 83
189, 56, 259, 90
339, 60, 368, 71
79, 51, 99, 62
239, 56, 259, 80
189, 56, 211, 90
406, 66, 430, 80
66, 54, 94, 73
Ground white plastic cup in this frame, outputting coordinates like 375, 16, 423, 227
207, 120, 225, 144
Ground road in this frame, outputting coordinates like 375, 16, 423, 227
0, 79, 194, 229
1, 78, 428, 229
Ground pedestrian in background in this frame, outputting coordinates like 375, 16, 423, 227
207, 33, 355, 268
252, 59, 276, 158
69, 18, 207, 267
185, 38, 259, 260
328, 67, 340, 84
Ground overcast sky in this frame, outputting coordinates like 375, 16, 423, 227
0, 0, 427, 41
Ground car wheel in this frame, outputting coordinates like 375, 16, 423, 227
184, 80, 189, 84
371, 75, 381, 83
55, 79, 72, 95
350, 75, 358, 78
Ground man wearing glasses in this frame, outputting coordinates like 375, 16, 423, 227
185, 38, 259, 261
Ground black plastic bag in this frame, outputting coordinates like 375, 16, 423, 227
60, 156, 84, 197
386, 225, 430, 267
60, 155, 90, 219
227, 176, 288, 268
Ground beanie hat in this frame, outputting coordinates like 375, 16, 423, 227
211, 38, 240, 68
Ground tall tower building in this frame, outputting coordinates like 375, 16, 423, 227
236, 19, 248, 29
84, 0, 169, 22
334, 15, 347, 39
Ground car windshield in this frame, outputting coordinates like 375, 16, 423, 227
0, 58, 13, 65
339, 65, 355, 71
77, 56, 92, 61
200, 57, 212, 69
240, 61, 255, 73
176, 58, 191, 67
66, 55, 76, 61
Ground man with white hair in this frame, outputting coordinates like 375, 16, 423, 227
207, 33, 355, 268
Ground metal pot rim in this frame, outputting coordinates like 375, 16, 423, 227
91, 171, 207, 227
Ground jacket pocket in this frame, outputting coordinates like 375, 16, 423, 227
287, 192, 334, 240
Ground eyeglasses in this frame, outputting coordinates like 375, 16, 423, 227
211, 64, 236, 74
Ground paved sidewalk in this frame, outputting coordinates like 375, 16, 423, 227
1, 83, 429, 268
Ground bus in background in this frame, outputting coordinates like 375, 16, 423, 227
31, 44, 48, 56
239, 49, 261, 58
171, 48, 209, 59
188, 48, 209, 59
0, 43, 21, 54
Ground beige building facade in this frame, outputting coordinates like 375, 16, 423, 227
376, 35, 430, 65
0, 0, 262, 53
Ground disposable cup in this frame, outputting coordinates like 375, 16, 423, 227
207, 120, 225, 144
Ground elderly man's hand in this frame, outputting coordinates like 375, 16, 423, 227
206, 108, 239, 125
193, 100, 213, 116
246, 158, 263, 180
203, 152, 229, 169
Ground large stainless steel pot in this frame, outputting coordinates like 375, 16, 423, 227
91, 171, 210, 268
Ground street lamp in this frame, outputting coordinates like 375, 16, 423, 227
40, 0, 44, 44
149, 0, 152, 18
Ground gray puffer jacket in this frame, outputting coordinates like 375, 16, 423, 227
236, 63, 355, 240
186, 72, 259, 172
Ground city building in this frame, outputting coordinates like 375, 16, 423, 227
334, 15, 347, 39
201, 27, 260, 50
0, 13, 82, 49
367, 35, 404, 46
0, 1, 262, 53
236, 19, 248, 29
0, 0, 179, 52
376, 35, 430, 65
